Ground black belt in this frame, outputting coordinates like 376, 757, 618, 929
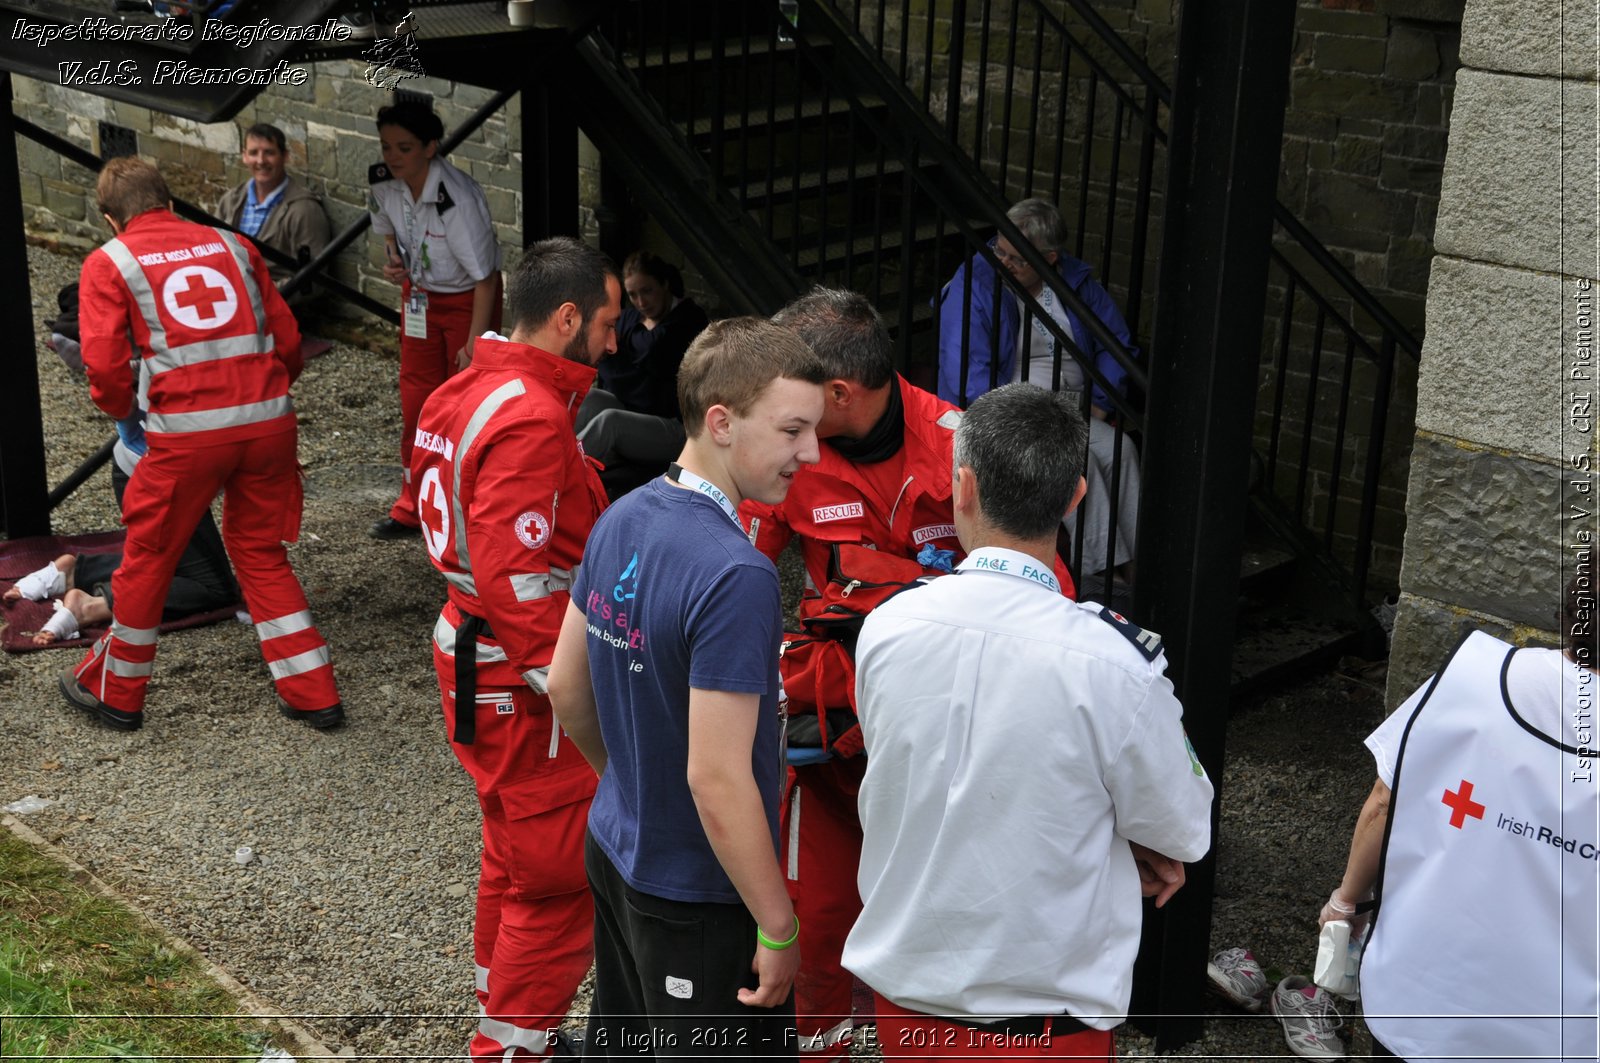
942, 1012, 1090, 1037
451, 611, 495, 745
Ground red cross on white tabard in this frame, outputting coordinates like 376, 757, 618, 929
1441, 779, 1486, 829
172, 272, 229, 319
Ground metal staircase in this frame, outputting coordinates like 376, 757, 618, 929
574, 0, 1417, 681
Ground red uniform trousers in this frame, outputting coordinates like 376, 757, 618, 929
73, 428, 337, 717
391, 285, 480, 526
782, 759, 866, 1060
870, 995, 1115, 1061
437, 657, 596, 1060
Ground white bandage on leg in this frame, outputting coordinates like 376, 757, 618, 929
13, 562, 68, 601
42, 600, 80, 640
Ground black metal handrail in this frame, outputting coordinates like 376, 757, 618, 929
594, 0, 1146, 594
824, 0, 1421, 605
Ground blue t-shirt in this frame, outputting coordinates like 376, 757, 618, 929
575, 476, 785, 904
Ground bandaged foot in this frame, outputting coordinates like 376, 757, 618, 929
33, 599, 81, 645
6, 556, 73, 602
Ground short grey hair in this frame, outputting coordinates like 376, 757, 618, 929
772, 286, 894, 390
1006, 197, 1069, 253
954, 383, 1088, 539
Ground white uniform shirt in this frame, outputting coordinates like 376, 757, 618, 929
369, 156, 501, 294
843, 547, 1213, 1027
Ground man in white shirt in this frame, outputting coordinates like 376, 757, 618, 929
843, 383, 1213, 1061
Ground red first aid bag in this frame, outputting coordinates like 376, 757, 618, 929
782, 543, 939, 760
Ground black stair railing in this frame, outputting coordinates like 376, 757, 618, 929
595, 0, 1148, 597
821, 0, 1423, 608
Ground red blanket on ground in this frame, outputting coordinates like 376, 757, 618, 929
0, 531, 239, 653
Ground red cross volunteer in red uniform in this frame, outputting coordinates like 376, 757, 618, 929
741, 289, 1075, 1060
410, 237, 621, 1061
64, 156, 340, 732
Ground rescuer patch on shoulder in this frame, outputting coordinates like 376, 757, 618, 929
1098, 605, 1163, 661
936, 409, 963, 430
368, 162, 392, 184
436, 183, 454, 214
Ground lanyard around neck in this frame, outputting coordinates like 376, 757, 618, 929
667, 463, 741, 530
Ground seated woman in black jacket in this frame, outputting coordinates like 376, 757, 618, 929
576, 251, 710, 497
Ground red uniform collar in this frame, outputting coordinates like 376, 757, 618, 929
470, 334, 597, 408
811, 375, 957, 503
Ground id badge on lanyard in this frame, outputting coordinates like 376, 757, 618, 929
404, 289, 429, 338
401, 198, 430, 339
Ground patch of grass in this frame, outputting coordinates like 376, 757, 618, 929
0, 827, 277, 1060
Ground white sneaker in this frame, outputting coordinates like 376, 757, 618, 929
1271, 976, 1346, 1059
1206, 946, 1269, 1011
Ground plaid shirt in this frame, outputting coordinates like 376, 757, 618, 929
238, 179, 286, 238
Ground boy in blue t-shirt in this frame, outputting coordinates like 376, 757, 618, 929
549, 317, 827, 1058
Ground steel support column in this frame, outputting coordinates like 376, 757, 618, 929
1129, 0, 1297, 1049
0, 72, 48, 537
520, 75, 579, 244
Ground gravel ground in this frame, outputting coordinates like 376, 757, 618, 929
2, 242, 1389, 1060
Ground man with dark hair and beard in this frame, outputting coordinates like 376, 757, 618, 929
410, 236, 621, 1062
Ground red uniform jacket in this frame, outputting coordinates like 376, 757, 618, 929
79, 209, 301, 444
743, 376, 1075, 620
412, 336, 608, 689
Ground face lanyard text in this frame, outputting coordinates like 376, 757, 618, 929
667, 463, 742, 532
961, 546, 1061, 595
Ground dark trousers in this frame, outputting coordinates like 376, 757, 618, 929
583, 832, 798, 1060
80, 459, 238, 618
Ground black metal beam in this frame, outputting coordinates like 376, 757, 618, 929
521, 76, 579, 243
1129, 0, 1297, 1049
0, 72, 48, 537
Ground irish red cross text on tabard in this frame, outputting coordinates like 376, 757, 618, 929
1441, 779, 1485, 829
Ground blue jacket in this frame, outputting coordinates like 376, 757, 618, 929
935, 246, 1137, 410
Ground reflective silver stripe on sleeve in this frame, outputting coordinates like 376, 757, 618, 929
111, 620, 159, 646
431, 614, 509, 663
444, 570, 478, 596
522, 666, 549, 694
450, 379, 527, 584
146, 394, 292, 434
100, 238, 171, 366
107, 656, 154, 678
507, 568, 574, 603
254, 609, 313, 642
216, 230, 268, 321
267, 644, 331, 681
144, 332, 275, 376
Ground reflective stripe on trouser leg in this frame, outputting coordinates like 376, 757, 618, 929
442, 674, 595, 1061
72, 441, 224, 715
220, 430, 339, 711
783, 766, 864, 1061
256, 609, 335, 709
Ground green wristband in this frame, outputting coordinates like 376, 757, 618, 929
756, 915, 800, 951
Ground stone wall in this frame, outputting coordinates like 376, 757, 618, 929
10, 59, 604, 314
1385, 0, 1598, 704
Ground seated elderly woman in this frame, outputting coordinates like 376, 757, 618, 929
935, 198, 1141, 589
1312, 551, 1598, 1062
